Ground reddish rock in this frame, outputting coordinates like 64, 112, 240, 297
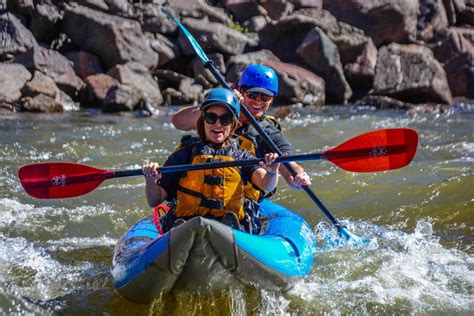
260, 0, 295, 21
62, 4, 158, 70
431, 27, 474, 98
82, 73, 118, 107
297, 27, 352, 103
65, 51, 104, 80
323, 0, 419, 46
226, 50, 281, 86
262, 60, 325, 106
107, 62, 162, 107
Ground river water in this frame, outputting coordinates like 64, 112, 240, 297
1, 104, 472, 314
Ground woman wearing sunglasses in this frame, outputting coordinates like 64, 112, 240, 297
143, 88, 280, 232
171, 64, 311, 192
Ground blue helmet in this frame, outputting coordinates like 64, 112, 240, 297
238, 64, 279, 96
200, 88, 240, 119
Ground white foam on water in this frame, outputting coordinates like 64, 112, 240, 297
258, 289, 291, 316
0, 233, 92, 302
0, 198, 117, 313
282, 114, 336, 128
45, 236, 116, 251
0, 198, 119, 234
288, 219, 474, 313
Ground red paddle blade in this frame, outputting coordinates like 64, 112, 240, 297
18, 163, 114, 199
324, 128, 418, 172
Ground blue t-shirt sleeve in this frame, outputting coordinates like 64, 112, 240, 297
159, 149, 188, 201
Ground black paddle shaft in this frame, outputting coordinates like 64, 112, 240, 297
204, 60, 343, 231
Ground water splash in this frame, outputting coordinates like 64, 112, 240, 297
288, 219, 474, 314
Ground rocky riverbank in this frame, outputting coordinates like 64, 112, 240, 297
1, 0, 473, 113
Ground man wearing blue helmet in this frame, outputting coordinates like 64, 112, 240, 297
172, 64, 311, 193
143, 88, 280, 232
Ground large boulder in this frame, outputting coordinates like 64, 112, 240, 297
81, 73, 119, 108
0, 12, 37, 59
103, 84, 141, 112
259, 10, 377, 90
374, 43, 453, 104
259, 14, 321, 63
20, 93, 63, 113
221, 0, 262, 22
149, 33, 180, 67
289, 0, 323, 10
442, 0, 466, 25
192, 53, 226, 88
295, 9, 377, 89
431, 27, 474, 98
226, 50, 280, 86
107, 62, 162, 108
340, 34, 378, 89
5, 0, 33, 17
417, 0, 449, 42
225, 51, 325, 105
168, 0, 231, 24
262, 60, 325, 106
65, 51, 104, 80
178, 17, 257, 56
29, 3, 62, 44
260, 0, 295, 21
14, 44, 84, 98
126, 2, 178, 34
62, 4, 158, 70
458, 0, 474, 25
323, 0, 419, 46
297, 27, 352, 103
152, 69, 202, 106
21, 70, 59, 99
0, 63, 31, 103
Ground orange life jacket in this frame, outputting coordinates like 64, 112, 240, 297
174, 138, 246, 220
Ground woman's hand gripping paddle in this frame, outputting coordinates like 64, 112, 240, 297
161, 8, 415, 246
19, 129, 418, 202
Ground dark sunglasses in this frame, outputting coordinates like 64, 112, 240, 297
203, 112, 235, 126
244, 91, 273, 102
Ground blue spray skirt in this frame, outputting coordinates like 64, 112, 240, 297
111, 199, 317, 304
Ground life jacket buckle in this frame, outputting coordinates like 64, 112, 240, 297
200, 198, 224, 209
204, 175, 223, 185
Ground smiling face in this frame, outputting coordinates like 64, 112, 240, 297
203, 105, 234, 144
240, 90, 274, 122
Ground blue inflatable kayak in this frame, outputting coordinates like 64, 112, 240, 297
111, 199, 317, 303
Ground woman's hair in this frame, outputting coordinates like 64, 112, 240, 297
197, 111, 240, 144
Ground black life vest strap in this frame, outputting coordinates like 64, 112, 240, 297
177, 185, 225, 210
177, 185, 204, 199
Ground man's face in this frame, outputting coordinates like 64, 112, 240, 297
241, 90, 274, 122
